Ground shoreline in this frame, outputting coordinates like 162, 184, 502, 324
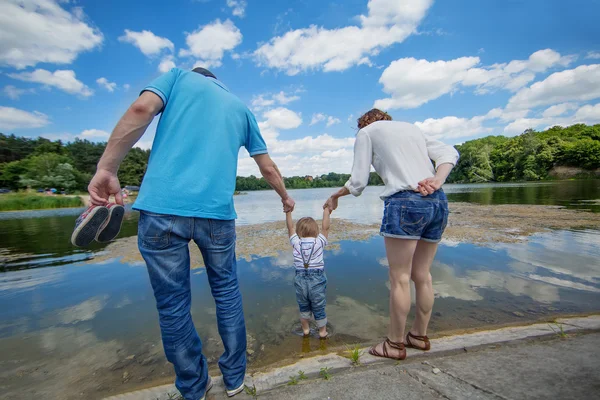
1, 178, 598, 212
103, 314, 600, 399
88, 202, 600, 267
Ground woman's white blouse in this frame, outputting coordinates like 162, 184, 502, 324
344, 120, 460, 199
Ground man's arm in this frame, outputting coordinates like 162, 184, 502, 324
88, 92, 163, 205
321, 207, 331, 238
286, 211, 295, 237
253, 153, 295, 212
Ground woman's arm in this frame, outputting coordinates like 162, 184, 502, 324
344, 131, 373, 197
416, 134, 459, 195
324, 130, 371, 211
286, 211, 295, 237
321, 207, 331, 238
324, 186, 349, 211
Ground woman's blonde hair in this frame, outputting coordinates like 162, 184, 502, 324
296, 217, 319, 238
357, 108, 392, 129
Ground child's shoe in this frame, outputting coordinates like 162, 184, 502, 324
71, 205, 109, 247
96, 203, 125, 243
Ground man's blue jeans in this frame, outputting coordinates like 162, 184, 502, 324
137, 211, 246, 400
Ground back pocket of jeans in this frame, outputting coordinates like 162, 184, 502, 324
210, 219, 236, 246
400, 205, 433, 236
138, 211, 174, 250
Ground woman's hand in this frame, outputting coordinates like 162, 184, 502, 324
415, 177, 443, 196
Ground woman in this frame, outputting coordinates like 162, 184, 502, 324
324, 109, 459, 360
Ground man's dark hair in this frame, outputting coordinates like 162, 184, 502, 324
192, 67, 217, 80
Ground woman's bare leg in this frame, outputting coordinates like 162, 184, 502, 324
372, 237, 418, 357
409, 240, 438, 347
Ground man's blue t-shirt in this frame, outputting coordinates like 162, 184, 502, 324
133, 68, 267, 220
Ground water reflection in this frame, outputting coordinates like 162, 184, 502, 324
1, 181, 599, 273
0, 181, 599, 398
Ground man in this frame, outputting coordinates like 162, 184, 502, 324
88, 67, 295, 400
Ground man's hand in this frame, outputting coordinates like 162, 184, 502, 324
415, 177, 444, 196
323, 196, 338, 212
88, 169, 123, 206
282, 197, 295, 213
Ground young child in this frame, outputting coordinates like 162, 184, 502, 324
286, 207, 331, 339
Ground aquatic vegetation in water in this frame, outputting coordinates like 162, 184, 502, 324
0, 193, 83, 211
319, 367, 332, 380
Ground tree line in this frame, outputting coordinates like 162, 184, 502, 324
0, 135, 150, 192
1, 123, 599, 192
447, 124, 600, 183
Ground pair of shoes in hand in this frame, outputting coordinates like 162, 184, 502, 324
71, 203, 125, 247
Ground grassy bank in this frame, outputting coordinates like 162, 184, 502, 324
0, 193, 84, 211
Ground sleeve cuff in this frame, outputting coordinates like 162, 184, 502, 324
434, 158, 458, 170
249, 149, 268, 157
344, 180, 363, 197
141, 87, 166, 109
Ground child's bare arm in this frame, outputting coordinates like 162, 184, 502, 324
286, 211, 295, 237
322, 207, 331, 239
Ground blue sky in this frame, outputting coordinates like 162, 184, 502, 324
1, 0, 600, 176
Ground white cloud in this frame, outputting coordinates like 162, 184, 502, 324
269, 135, 354, 155
585, 51, 600, 60
254, 0, 433, 75
96, 77, 117, 92
227, 0, 247, 17
158, 55, 176, 73
573, 103, 600, 121
375, 56, 480, 109
310, 113, 326, 126
415, 115, 491, 140
310, 113, 341, 127
261, 107, 302, 132
0, 0, 103, 69
118, 29, 174, 56
251, 90, 301, 111
79, 129, 110, 140
542, 103, 578, 118
8, 69, 93, 97
180, 19, 242, 68
237, 141, 356, 177
0, 106, 50, 131
251, 95, 275, 110
3, 85, 34, 100
507, 64, 600, 110
375, 49, 577, 110
504, 102, 600, 134
484, 107, 530, 123
123, 84, 131, 92
272, 91, 300, 105
464, 49, 576, 95
237, 106, 356, 176
326, 116, 341, 127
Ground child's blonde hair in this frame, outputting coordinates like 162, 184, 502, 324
296, 217, 319, 238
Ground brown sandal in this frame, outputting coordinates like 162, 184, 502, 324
406, 332, 431, 351
368, 338, 406, 360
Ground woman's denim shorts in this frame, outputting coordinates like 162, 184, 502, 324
380, 189, 449, 243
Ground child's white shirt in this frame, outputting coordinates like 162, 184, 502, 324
290, 234, 327, 270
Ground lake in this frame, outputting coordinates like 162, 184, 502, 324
0, 180, 599, 399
